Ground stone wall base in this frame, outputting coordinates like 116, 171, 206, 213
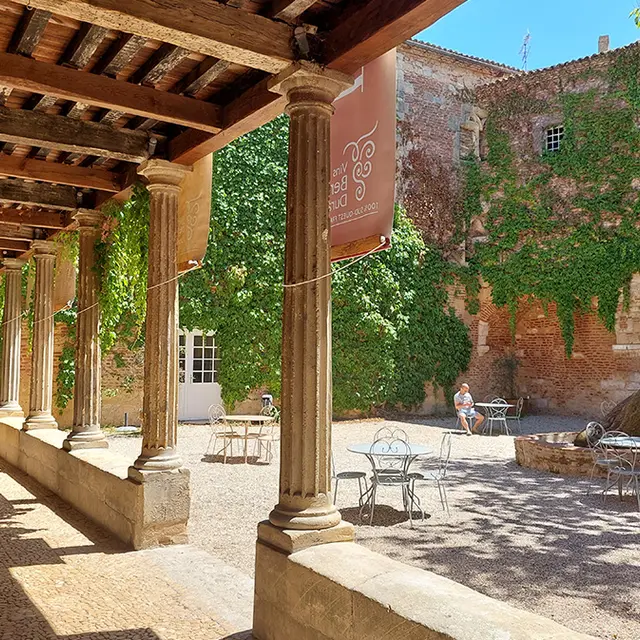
253, 539, 596, 640
0, 417, 189, 549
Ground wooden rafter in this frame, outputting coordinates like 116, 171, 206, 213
171, 58, 231, 97
324, 0, 466, 73
12, 0, 296, 73
92, 33, 148, 78
129, 43, 190, 87
0, 208, 68, 229
8, 8, 51, 56
269, 0, 317, 22
61, 22, 109, 70
0, 106, 151, 163
0, 155, 121, 192
0, 179, 78, 211
169, 0, 466, 165
0, 54, 222, 133
0, 224, 34, 241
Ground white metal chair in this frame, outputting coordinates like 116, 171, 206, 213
362, 436, 424, 526
409, 432, 452, 515
483, 398, 510, 435
600, 400, 616, 418
207, 403, 241, 463
505, 397, 524, 432
607, 439, 640, 511
253, 405, 280, 462
331, 453, 367, 506
594, 430, 629, 501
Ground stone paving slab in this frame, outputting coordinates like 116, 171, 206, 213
0, 460, 253, 640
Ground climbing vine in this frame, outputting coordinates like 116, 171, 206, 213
462, 46, 640, 355
181, 116, 472, 411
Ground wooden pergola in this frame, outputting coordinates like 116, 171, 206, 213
0, 0, 462, 256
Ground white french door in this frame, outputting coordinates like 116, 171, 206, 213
178, 330, 221, 421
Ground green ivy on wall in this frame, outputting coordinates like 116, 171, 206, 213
463, 47, 640, 355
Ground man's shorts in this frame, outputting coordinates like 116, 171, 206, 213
458, 407, 477, 419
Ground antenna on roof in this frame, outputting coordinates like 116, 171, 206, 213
519, 30, 531, 71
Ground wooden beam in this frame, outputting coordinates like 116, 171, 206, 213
0, 238, 31, 253
0, 207, 68, 229
269, 0, 317, 22
0, 54, 222, 133
12, 0, 295, 73
128, 43, 190, 87
170, 77, 285, 165
0, 224, 34, 241
323, 0, 466, 74
8, 8, 52, 56
0, 179, 78, 210
0, 155, 121, 192
0, 106, 151, 163
171, 58, 231, 97
92, 33, 147, 78
61, 22, 109, 70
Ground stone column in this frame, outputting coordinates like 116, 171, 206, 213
64, 210, 107, 450
129, 159, 191, 478
24, 240, 57, 430
0, 258, 25, 416
263, 63, 354, 544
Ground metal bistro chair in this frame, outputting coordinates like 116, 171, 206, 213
362, 437, 424, 527
505, 397, 524, 433
253, 405, 280, 463
207, 403, 241, 463
409, 432, 452, 515
594, 430, 630, 501
607, 439, 640, 511
454, 407, 475, 433
331, 453, 367, 506
585, 421, 607, 495
484, 398, 510, 436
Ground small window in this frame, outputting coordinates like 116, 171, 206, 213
545, 125, 564, 152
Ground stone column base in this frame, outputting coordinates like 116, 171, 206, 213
0, 407, 24, 418
257, 519, 354, 554
63, 435, 109, 451
128, 467, 191, 549
23, 413, 58, 430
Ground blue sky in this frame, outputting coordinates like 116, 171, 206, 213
417, 0, 640, 70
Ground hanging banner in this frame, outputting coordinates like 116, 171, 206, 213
330, 49, 397, 262
177, 154, 213, 273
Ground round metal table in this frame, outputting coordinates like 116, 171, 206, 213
225, 414, 274, 463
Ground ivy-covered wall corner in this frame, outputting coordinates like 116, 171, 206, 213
461, 43, 640, 358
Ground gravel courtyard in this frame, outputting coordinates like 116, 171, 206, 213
109, 415, 640, 640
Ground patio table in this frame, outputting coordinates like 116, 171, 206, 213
474, 402, 515, 436
348, 442, 432, 524
225, 414, 274, 463
600, 435, 640, 449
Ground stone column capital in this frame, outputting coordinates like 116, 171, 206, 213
137, 160, 192, 190
3, 258, 25, 271
268, 61, 353, 106
74, 209, 103, 229
31, 240, 57, 256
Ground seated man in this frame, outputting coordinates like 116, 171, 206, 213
454, 383, 484, 435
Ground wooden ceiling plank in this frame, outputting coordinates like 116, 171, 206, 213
91, 33, 148, 78
0, 53, 222, 133
0, 106, 151, 163
61, 22, 109, 70
12, 0, 295, 73
324, 0, 466, 74
0, 179, 78, 211
0, 208, 68, 229
172, 58, 231, 97
269, 0, 317, 22
8, 8, 52, 56
0, 155, 121, 191
128, 43, 191, 87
